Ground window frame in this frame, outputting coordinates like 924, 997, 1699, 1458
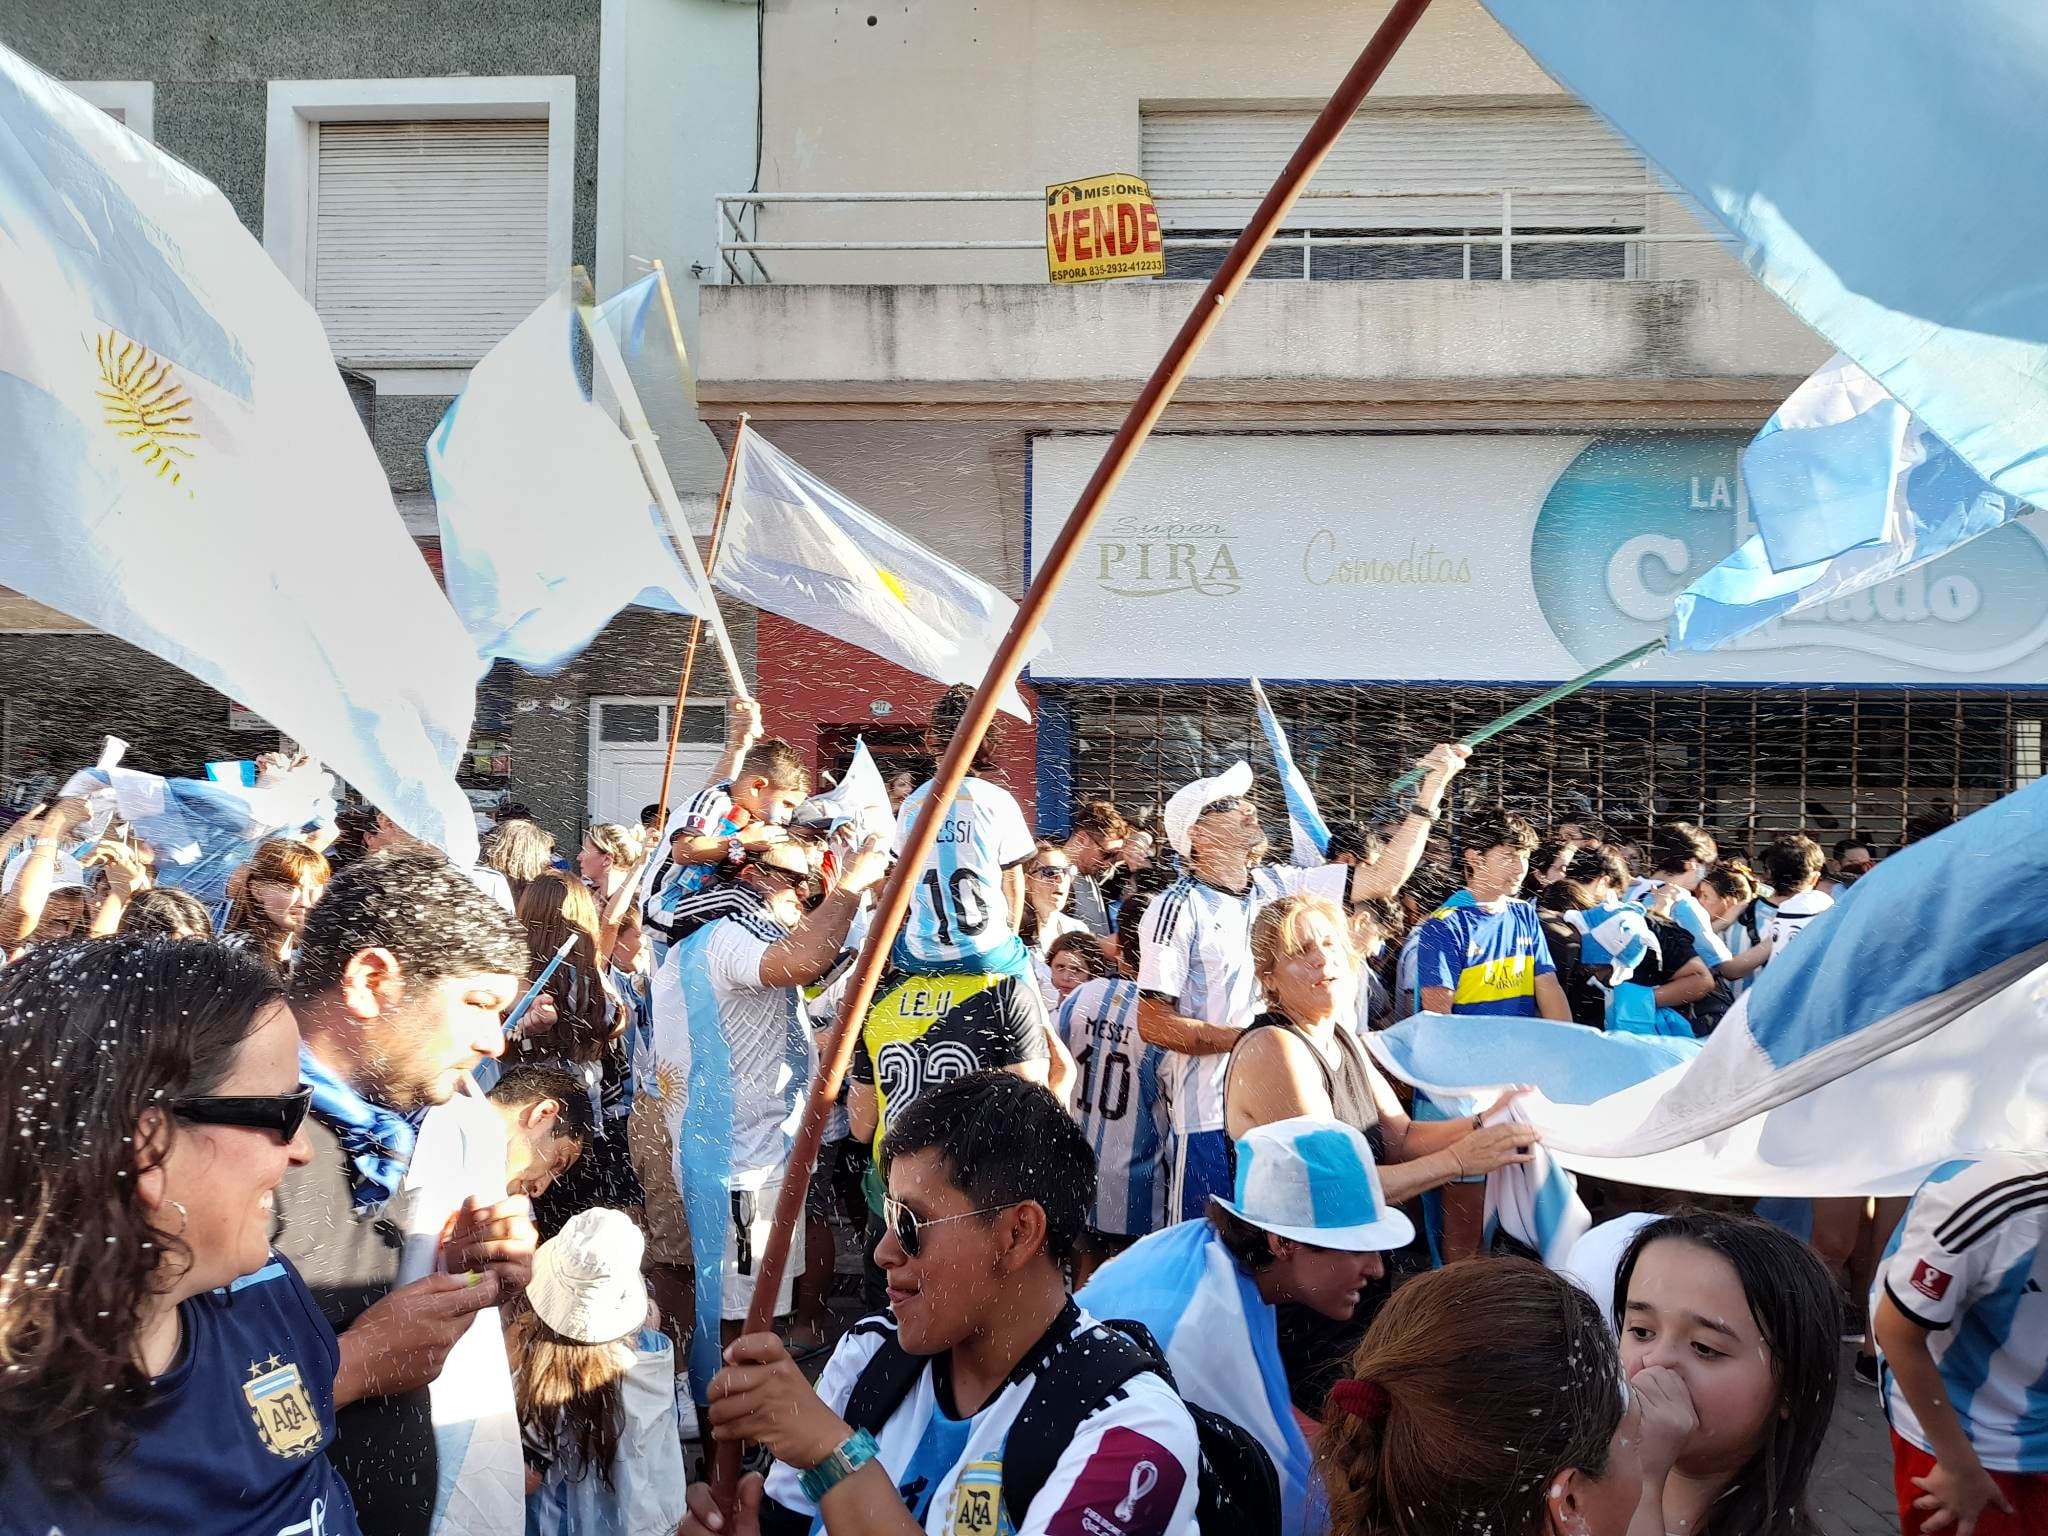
262, 75, 576, 394
68, 80, 155, 139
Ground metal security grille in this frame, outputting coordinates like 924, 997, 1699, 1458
1054, 684, 2048, 855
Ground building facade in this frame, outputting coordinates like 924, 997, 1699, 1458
0, 0, 761, 844
695, 0, 2048, 850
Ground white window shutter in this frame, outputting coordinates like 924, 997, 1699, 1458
312, 120, 550, 368
1140, 104, 1649, 230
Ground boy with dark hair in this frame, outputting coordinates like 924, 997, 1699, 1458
485, 1063, 594, 1201
1411, 809, 1567, 1261
1062, 798, 1132, 940
1759, 832, 1833, 953
681, 1073, 1201, 1536
1413, 809, 1570, 1022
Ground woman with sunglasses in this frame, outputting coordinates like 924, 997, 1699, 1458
0, 938, 362, 1535
1016, 841, 1087, 955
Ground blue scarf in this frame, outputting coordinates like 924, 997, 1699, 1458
299, 1044, 421, 1214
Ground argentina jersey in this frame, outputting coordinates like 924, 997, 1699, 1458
1137, 863, 1350, 1136
891, 775, 1036, 972
642, 782, 739, 939
1876, 1152, 2048, 1472
1057, 976, 1173, 1238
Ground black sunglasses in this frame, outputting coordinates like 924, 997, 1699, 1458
883, 1195, 1018, 1257
169, 1086, 313, 1141
1027, 864, 1073, 879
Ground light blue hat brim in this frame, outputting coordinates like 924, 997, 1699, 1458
1209, 1194, 1415, 1254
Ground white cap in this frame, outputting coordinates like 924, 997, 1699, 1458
527, 1208, 649, 1344
1212, 1116, 1414, 1252
1163, 760, 1254, 860
1, 845, 87, 896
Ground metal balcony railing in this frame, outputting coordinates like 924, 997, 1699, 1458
714, 186, 1725, 284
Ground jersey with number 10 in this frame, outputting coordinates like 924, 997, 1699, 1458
892, 776, 1036, 970
1057, 976, 1173, 1238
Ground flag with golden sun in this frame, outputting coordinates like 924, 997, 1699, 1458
0, 44, 483, 865
713, 424, 1047, 718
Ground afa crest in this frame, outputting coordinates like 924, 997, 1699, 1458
948, 1457, 1012, 1536
244, 1354, 323, 1458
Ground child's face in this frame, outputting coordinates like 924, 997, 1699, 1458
1047, 950, 1091, 996
733, 775, 806, 827
1620, 1238, 1780, 1479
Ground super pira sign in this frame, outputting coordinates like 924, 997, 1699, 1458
1045, 173, 1165, 284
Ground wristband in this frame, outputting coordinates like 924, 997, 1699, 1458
1405, 804, 1439, 823
798, 1428, 879, 1504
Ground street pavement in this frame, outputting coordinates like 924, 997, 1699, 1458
1814, 1345, 1901, 1536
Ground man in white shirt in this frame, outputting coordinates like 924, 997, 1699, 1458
1137, 742, 1467, 1221
653, 835, 888, 1406
893, 686, 1037, 979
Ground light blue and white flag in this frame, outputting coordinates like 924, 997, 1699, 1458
1367, 778, 2048, 1197
1249, 677, 1328, 867
58, 752, 338, 907
1079, 1220, 1317, 1536
1568, 898, 1656, 986
429, 277, 712, 673
714, 425, 1044, 719
1477, 0, 2048, 512
1482, 1102, 1590, 1269
1669, 356, 2035, 654
0, 46, 481, 866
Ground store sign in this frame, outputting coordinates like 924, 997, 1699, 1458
1045, 173, 1164, 284
1025, 432, 2048, 685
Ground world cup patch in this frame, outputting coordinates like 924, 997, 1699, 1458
1910, 1259, 1953, 1303
244, 1354, 323, 1458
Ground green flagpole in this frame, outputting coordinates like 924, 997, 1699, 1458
1387, 637, 1668, 794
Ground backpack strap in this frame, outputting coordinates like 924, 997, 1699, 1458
998, 1319, 1160, 1528
841, 1317, 927, 1436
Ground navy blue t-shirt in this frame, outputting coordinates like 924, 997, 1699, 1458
4, 1253, 361, 1536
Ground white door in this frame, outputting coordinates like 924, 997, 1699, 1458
587, 697, 727, 828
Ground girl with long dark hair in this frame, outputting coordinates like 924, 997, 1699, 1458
1615, 1210, 1840, 1536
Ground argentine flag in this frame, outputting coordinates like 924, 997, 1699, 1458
1250, 678, 1329, 866
1477, 0, 2048, 514
0, 45, 482, 865
428, 277, 714, 673
1669, 356, 2036, 655
1367, 777, 2048, 1198
713, 425, 1045, 719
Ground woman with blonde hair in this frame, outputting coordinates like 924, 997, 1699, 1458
577, 821, 648, 966
222, 837, 330, 973
1225, 893, 1537, 1198
485, 818, 558, 905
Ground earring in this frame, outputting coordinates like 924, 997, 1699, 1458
166, 1200, 189, 1238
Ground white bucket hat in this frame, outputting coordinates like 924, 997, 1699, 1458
527, 1208, 649, 1344
1163, 759, 1254, 860
1212, 1116, 1414, 1252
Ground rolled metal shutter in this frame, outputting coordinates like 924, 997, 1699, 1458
311, 119, 550, 368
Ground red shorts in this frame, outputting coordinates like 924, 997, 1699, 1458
1891, 1430, 2048, 1536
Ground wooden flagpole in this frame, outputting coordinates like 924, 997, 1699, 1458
650, 410, 748, 842
711, 0, 1438, 1507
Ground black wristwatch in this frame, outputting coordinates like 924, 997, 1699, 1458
1406, 803, 1440, 823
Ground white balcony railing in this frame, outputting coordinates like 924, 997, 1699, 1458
714, 186, 1726, 285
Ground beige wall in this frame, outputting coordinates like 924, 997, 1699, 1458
730, 0, 1741, 286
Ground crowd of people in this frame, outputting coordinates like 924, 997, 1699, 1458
0, 694, 2039, 1536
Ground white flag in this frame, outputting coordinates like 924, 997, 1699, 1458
714, 425, 1044, 719
0, 46, 481, 863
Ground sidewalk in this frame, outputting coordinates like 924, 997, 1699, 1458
1813, 1346, 1900, 1536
